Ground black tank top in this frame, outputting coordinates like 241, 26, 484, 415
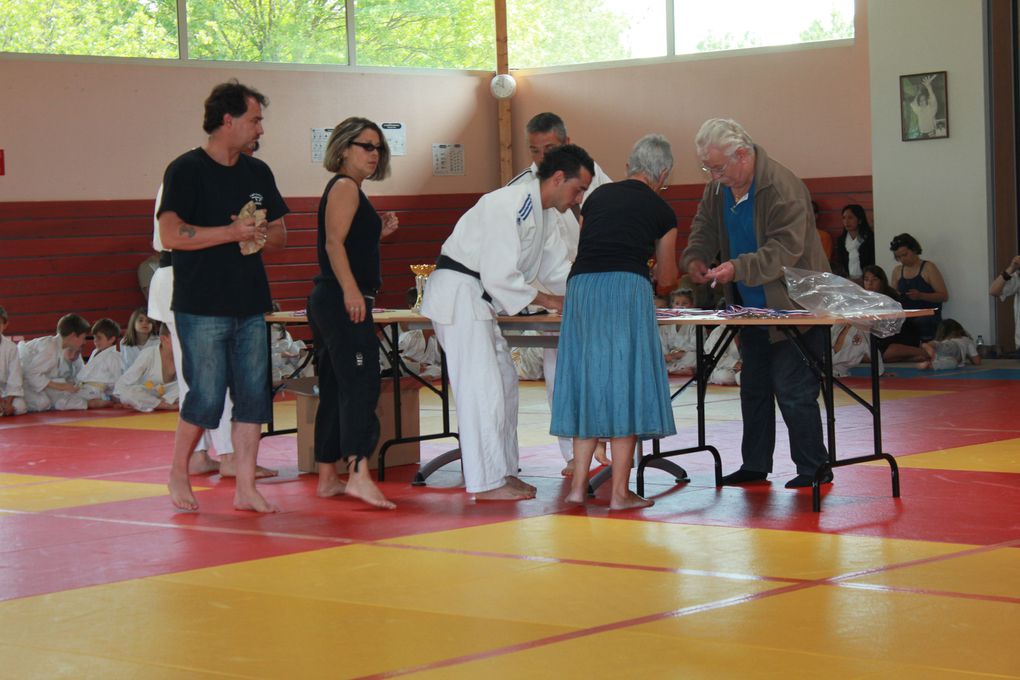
896, 260, 939, 311
314, 174, 382, 295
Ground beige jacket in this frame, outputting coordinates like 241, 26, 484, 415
682, 145, 830, 340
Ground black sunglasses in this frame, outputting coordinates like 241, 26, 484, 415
350, 141, 383, 152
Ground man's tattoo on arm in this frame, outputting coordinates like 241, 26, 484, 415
178, 223, 197, 239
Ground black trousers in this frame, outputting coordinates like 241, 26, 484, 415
308, 281, 381, 464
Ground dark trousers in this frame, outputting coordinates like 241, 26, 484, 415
308, 281, 381, 464
737, 325, 827, 475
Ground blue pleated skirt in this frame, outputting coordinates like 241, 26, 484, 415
550, 271, 677, 440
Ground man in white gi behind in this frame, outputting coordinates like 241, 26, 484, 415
508, 113, 612, 472
422, 145, 595, 500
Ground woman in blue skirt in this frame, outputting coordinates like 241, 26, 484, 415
551, 134, 679, 509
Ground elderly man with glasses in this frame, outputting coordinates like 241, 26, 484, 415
681, 118, 832, 489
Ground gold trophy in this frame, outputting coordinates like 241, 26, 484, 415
409, 264, 436, 311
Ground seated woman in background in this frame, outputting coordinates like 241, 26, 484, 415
862, 264, 928, 363
833, 204, 875, 283
889, 233, 948, 343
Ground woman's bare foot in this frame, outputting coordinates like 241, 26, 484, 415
609, 491, 654, 511
561, 459, 574, 476
474, 483, 531, 501
564, 488, 587, 504
345, 473, 396, 509
917, 360, 932, 370
316, 478, 347, 497
593, 442, 610, 467
234, 487, 280, 513
168, 473, 198, 511
188, 450, 220, 475
505, 475, 536, 497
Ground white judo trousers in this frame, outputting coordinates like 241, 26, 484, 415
428, 271, 520, 494
508, 162, 612, 462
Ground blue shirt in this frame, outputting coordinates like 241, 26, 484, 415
723, 180, 766, 308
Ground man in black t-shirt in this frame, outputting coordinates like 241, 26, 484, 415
157, 80, 289, 513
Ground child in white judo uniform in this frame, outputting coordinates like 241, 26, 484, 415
705, 324, 742, 386
661, 289, 698, 375
120, 307, 161, 372
831, 323, 880, 377
75, 318, 122, 406
114, 324, 179, 412
0, 306, 28, 416
18, 313, 95, 412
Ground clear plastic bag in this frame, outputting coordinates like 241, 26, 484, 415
784, 267, 904, 338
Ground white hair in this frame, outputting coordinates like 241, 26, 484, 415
627, 133, 673, 180
695, 118, 754, 157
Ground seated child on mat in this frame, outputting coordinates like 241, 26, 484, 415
918, 318, 981, 370
0, 305, 28, 416
661, 289, 698, 375
120, 307, 161, 372
18, 313, 103, 412
75, 318, 122, 407
114, 324, 179, 411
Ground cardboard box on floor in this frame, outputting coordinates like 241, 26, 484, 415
286, 377, 420, 474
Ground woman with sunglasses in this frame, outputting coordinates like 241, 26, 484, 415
308, 117, 399, 509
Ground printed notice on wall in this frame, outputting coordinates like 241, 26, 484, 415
432, 144, 465, 176
381, 122, 406, 156
311, 128, 333, 163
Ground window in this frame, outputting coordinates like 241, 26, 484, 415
355, 0, 494, 70
507, 0, 666, 69
674, 0, 854, 55
186, 0, 347, 65
0, 0, 179, 59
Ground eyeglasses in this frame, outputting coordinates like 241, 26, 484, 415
700, 156, 735, 176
350, 141, 383, 153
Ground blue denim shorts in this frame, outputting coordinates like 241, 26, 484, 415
174, 312, 270, 429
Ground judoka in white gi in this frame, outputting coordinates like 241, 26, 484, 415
114, 325, 179, 412
421, 144, 594, 500
76, 318, 123, 404
0, 306, 28, 416
507, 112, 612, 470
398, 329, 443, 380
18, 314, 93, 412
831, 323, 880, 377
705, 324, 743, 386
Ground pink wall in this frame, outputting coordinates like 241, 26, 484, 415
0, 2, 869, 202
510, 2, 871, 185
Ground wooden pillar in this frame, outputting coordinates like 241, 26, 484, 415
494, 0, 513, 185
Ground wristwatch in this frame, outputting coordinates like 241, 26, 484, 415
1004, 270, 1014, 282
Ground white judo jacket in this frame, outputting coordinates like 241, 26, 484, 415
507, 161, 611, 261
0, 335, 24, 399
113, 344, 179, 412
423, 179, 572, 322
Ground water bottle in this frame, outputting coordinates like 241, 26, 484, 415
976, 335, 985, 357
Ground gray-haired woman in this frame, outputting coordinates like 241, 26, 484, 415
551, 133, 679, 510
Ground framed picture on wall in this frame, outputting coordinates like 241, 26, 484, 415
900, 71, 949, 141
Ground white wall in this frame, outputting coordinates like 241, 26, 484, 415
868, 0, 993, 339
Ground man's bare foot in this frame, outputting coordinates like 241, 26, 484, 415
234, 488, 280, 513
593, 443, 610, 467
87, 399, 113, 409
168, 473, 198, 511
219, 458, 278, 478
316, 479, 347, 497
474, 483, 532, 501
561, 459, 574, 476
188, 450, 220, 475
345, 475, 396, 509
609, 491, 654, 510
505, 475, 537, 497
